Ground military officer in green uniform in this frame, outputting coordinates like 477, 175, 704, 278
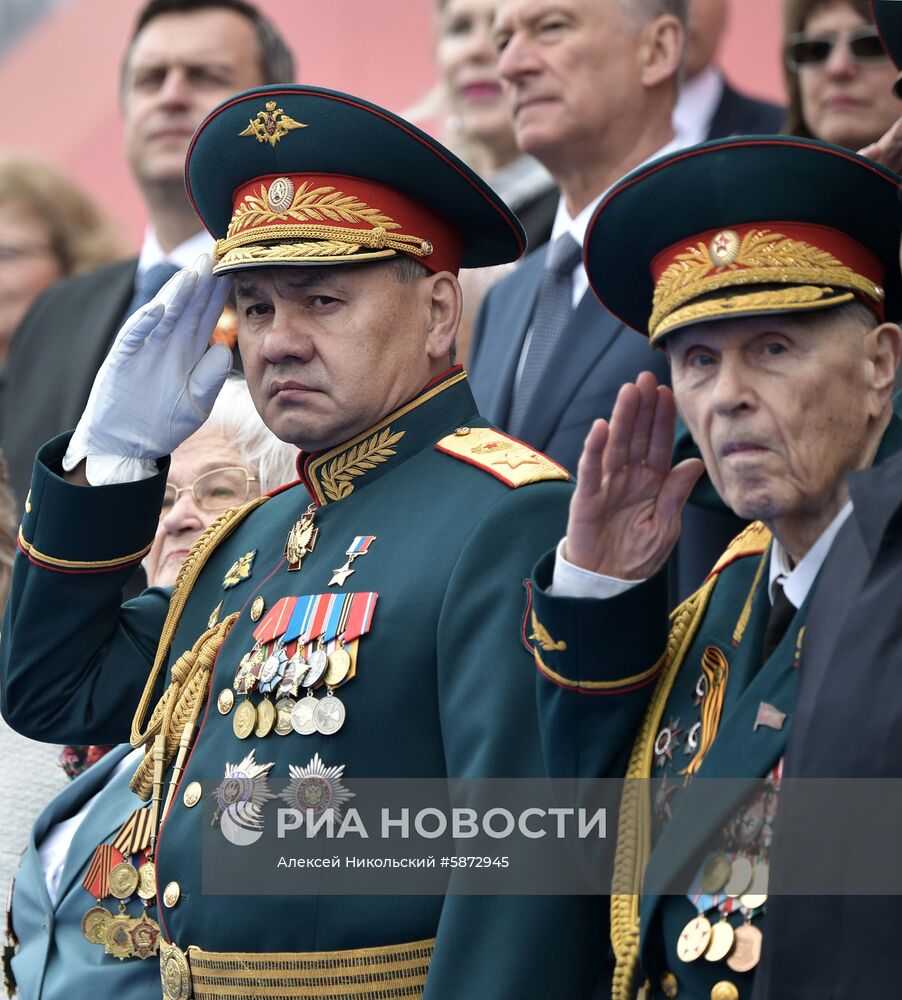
1, 86, 604, 998
529, 136, 902, 999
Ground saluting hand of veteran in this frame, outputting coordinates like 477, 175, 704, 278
65, 254, 232, 485
565, 372, 705, 581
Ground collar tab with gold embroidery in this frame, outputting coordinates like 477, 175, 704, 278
583, 136, 902, 344
186, 85, 525, 276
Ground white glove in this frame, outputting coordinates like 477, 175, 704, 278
64, 254, 233, 485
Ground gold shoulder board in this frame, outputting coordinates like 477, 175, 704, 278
436, 427, 570, 488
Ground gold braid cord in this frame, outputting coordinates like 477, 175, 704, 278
129, 498, 268, 792
610, 575, 719, 1000
649, 229, 883, 338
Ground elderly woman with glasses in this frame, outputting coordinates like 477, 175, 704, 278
783, 0, 902, 149
3, 377, 297, 1000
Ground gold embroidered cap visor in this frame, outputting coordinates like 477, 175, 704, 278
872, 0, 902, 96
185, 85, 526, 276
583, 136, 902, 345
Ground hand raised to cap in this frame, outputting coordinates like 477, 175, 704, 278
65, 254, 233, 485
565, 371, 705, 581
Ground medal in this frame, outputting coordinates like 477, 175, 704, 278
217, 688, 234, 714
726, 921, 763, 972
255, 697, 277, 738
654, 717, 682, 768
104, 913, 135, 959
291, 694, 317, 735
739, 862, 768, 910
704, 918, 735, 962
699, 854, 732, 895
127, 912, 160, 959
324, 645, 352, 686
302, 644, 329, 688
723, 856, 754, 898
285, 504, 318, 571
212, 750, 275, 847
136, 861, 156, 900
329, 535, 376, 587
108, 862, 139, 900
314, 694, 346, 735
279, 753, 355, 820
275, 697, 296, 735
81, 905, 113, 945
233, 699, 257, 740
676, 914, 712, 963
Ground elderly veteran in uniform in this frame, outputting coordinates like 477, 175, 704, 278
530, 136, 902, 1000
0, 85, 603, 1000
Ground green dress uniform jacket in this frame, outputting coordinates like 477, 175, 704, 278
2, 370, 604, 999
530, 415, 902, 1000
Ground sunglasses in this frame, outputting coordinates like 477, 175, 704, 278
785, 26, 888, 70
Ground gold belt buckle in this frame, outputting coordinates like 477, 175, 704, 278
160, 939, 192, 999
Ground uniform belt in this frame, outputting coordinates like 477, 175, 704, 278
160, 937, 435, 999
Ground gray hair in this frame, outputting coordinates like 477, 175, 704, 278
621, 0, 689, 31
205, 377, 299, 492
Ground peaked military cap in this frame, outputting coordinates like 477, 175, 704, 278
584, 135, 902, 344
873, 0, 902, 96
185, 85, 525, 276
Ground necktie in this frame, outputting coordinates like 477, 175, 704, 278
123, 260, 180, 322
507, 232, 583, 436
762, 582, 796, 660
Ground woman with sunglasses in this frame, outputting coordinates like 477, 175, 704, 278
783, 0, 902, 149
4, 377, 298, 999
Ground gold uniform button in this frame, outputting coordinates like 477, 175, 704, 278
163, 881, 181, 907
661, 970, 679, 997
711, 982, 739, 1000
217, 688, 235, 715
250, 596, 265, 621
183, 782, 202, 808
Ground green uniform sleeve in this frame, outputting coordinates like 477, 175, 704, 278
427, 481, 606, 999
1, 433, 170, 744
532, 551, 671, 783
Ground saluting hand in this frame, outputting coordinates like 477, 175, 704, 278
66, 255, 232, 484
565, 371, 704, 581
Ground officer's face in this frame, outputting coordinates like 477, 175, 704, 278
668, 308, 899, 556
492, 0, 677, 175
234, 262, 458, 452
122, 9, 265, 192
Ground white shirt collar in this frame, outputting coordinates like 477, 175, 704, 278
768, 500, 853, 609
547, 134, 685, 307
136, 227, 214, 276
673, 66, 725, 149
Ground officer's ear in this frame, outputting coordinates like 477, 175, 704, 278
423, 271, 462, 362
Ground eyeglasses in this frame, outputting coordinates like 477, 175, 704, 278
162, 467, 258, 513
785, 26, 888, 70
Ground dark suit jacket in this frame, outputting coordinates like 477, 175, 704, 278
467, 243, 670, 475
752, 443, 902, 999
707, 79, 786, 140
0, 258, 138, 505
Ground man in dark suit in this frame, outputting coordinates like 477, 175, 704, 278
467, 0, 681, 476
675, 0, 785, 146
0, 0, 294, 505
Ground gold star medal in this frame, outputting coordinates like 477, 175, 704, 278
329, 535, 376, 587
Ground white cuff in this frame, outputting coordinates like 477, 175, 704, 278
549, 538, 646, 599
62, 445, 159, 486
